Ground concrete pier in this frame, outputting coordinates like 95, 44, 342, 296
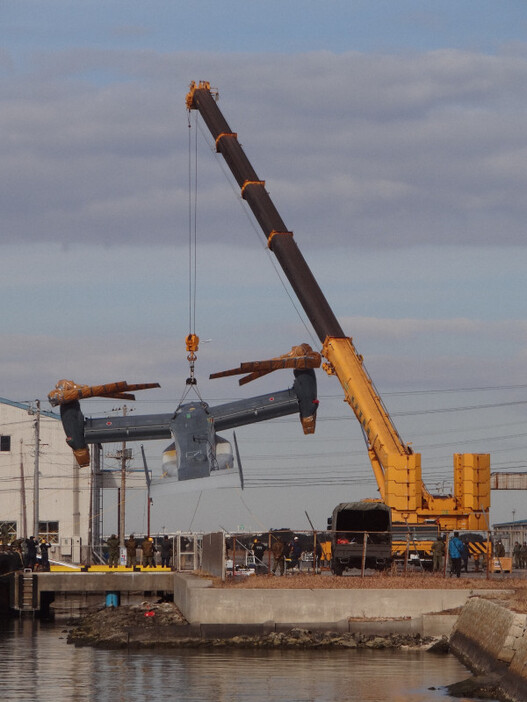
5, 570, 508, 639
9, 570, 174, 614
173, 574, 507, 637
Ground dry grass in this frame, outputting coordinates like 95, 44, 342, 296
482, 588, 527, 613
509, 589, 527, 612
211, 571, 527, 591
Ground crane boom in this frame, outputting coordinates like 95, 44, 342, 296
186, 81, 490, 530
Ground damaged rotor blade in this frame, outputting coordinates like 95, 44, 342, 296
48, 379, 160, 406
210, 344, 321, 385
48, 379, 160, 467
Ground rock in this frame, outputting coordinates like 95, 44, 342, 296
427, 636, 450, 654
445, 673, 502, 699
67, 608, 435, 652
67, 602, 189, 647
364, 636, 389, 649
339, 639, 358, 649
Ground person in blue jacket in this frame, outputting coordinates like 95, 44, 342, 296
449, 532, 464, 578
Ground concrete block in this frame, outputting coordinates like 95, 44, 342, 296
422, 614, 458, 637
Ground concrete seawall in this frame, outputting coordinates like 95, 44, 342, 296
450, 597, 527, 701
173, 574, 491, 637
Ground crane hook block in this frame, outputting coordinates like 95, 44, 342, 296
186, 334, 200, 358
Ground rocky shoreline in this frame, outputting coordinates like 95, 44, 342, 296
66, 600, 442, 652
67, 601, 507, 699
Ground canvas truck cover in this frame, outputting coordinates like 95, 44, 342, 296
331, 502, 392, 533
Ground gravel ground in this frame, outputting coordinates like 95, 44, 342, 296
212, 570, 527, 592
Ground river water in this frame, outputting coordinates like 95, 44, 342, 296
0, 619, 496, 702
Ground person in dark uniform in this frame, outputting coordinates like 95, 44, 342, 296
142, 537, 155, 567
106, 534, 120, 567
252, 538, 267, 574
289, 537, 303, 571
271, 538, 285, 576
125, 534, 137, 568
39, 539, 51, 571
160, 536, 172, 568
26, 536, 38, 570
461, 538, 470, 573
521, 543, 527, 569
0, 523, 10, 551
431, 536, 445, 573
513, 541, 521, 569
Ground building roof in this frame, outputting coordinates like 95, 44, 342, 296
493, 520, 527, 528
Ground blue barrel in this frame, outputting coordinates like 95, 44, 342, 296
105, 591, 120, 608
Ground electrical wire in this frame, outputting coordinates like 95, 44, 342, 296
188, 491, 202, 531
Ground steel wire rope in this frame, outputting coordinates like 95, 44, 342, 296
188, 490, 202, 531
235, 488, 268, 531
188, 109, 198, 341
175, 110, 206, 409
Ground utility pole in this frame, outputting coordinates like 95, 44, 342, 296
119, 405, 127, 548
33, 399, 40, 538
20, 439, 27, 538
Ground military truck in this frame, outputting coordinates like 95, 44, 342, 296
327, 502, 392, 575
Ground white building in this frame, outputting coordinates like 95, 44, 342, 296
0, 397, 91, 562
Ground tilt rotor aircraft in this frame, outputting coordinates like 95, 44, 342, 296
48, 343, 320, 494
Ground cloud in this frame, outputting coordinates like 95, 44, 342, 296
346, 316, 527, 344
1, 49, 526, 248
3, 311, 527, 405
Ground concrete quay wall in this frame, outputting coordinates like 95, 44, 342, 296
450, 597, 527, 702
173, 574, 483, 636
37, 571, 174, 595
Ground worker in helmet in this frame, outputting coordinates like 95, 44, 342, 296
141, 536, 155, 568
289, 536, 303, 572
39, 538, 51, 572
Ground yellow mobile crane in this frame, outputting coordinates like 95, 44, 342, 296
186, 81, 490, 532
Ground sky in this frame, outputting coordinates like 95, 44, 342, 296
2, 1, 527, 535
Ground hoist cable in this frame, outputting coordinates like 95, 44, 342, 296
187, 111, 198, 336
183, 111, 205, 401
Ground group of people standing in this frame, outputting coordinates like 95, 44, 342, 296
512, 541, 527, 569
269, 536, 305, 575
9, 535, 51, 571
431, 532, 471, 577
251, 535, 301, 575
105, 534, 174, 568
250, 535, 322, 575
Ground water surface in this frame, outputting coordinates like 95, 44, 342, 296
0, 619, 496, 702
